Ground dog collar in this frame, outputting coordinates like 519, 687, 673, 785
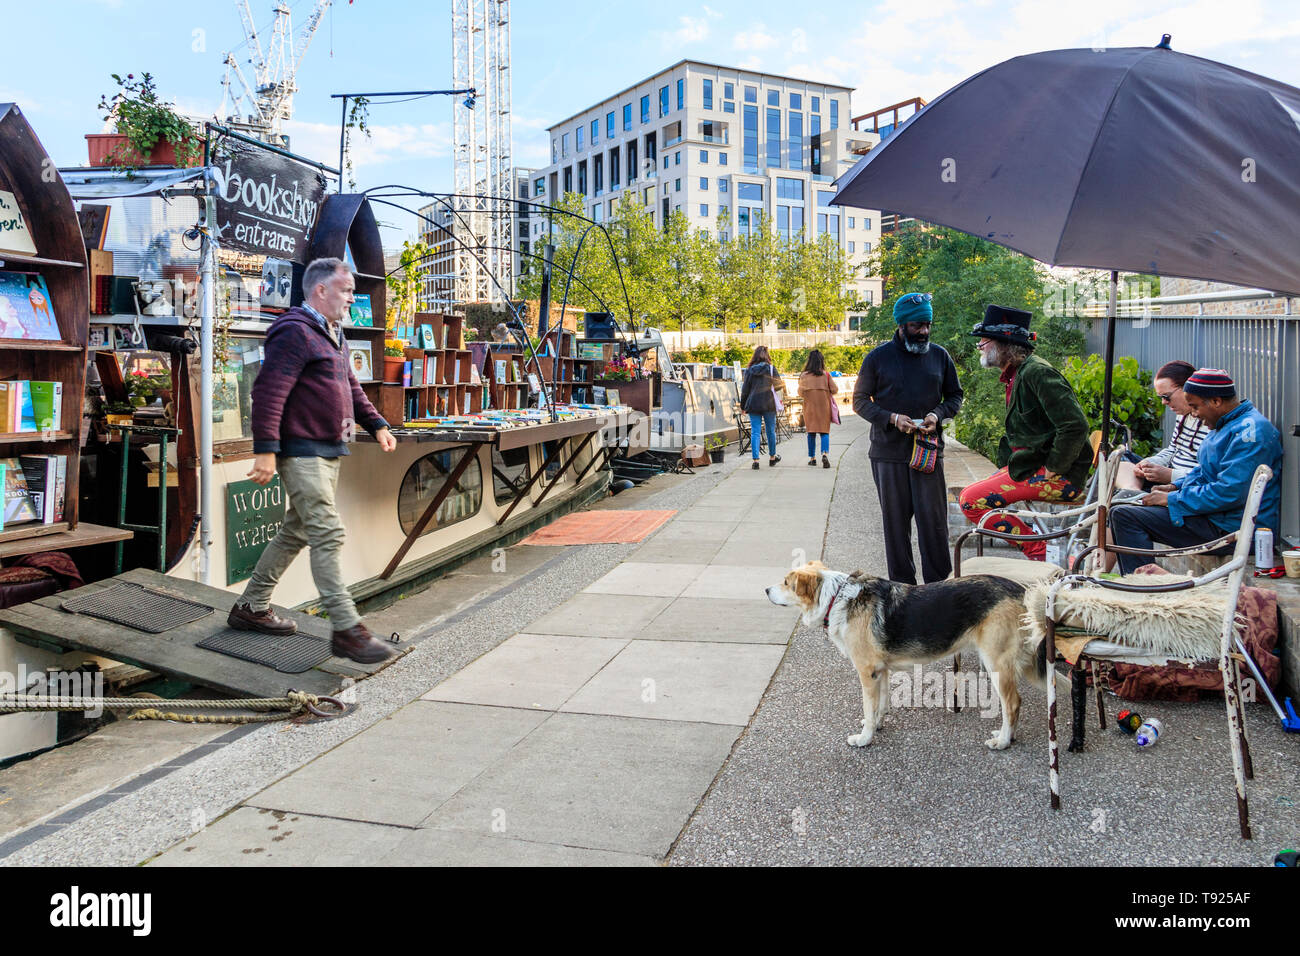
823, 578, 849, 629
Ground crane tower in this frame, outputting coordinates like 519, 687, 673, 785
452, 0, 513, 303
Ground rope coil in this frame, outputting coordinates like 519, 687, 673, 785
0, 690, 347, 724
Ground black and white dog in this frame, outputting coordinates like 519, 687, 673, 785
767, 562, 1045, 750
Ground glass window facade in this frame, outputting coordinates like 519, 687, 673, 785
610, 147, 620, 188
699, 177, 708, 190
534, 177, 544, 196
719, 152, 728, 165
790, 93, 802, 109
788, 112, 803, 170
811, 96, 820, 113
623, 104, 632, 130
719, 179, 729, 193
562, 133, 569, 156
676, 78, 684, 110
744, 85, 757, 103
725, 82, 735, 100
627, 141, 637, 182
591, 119, 599, 143
699, 149, 708, 163
817, 191, 834, 206
724, 100, 735, 114
700, 204, 708, 217
577, 161, 587, 194
702, 79, 713, 110
675, 178, 681, 191
675, 151, 681, 165
607, 111, 615, 137
767, 90, 780, 106
766, 108, 781, 168
848, 217, 855, 229
659, 86, 669, 117
743, 105, 759, 171
776, 177, 804, 200
640, 95, 649, 124
576, 126, 583, 150
737, 182, 763, 201
593, 155, 603, 193
830, 99, 839, 129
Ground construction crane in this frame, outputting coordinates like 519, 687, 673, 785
219, 0, 331, 147
452, 0, 513, 304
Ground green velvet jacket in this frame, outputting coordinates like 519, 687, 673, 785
996, 354, 1093, 488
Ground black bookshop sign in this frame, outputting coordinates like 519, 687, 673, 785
209, 139, 330, 262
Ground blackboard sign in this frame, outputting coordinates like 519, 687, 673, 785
209, 138, 330, 262
225, 475, 286, 585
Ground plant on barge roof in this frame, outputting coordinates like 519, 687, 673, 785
98, 72, 202, 171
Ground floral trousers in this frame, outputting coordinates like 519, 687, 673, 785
958, 466, 1083, 560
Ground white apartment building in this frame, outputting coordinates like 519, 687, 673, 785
530, 59, 884, 323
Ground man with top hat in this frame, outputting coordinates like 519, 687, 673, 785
853, 291, 964, 583
1108, 368, 1283, 575
958, 304, 1092, 560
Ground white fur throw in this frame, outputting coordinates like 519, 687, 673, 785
955, 556, 1063, 587
1023, 573, 1244, 661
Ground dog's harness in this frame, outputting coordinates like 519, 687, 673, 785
823, 577, 850, 629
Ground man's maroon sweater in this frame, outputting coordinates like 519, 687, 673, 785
251, 306, 388, 457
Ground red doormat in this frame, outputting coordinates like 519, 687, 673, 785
520, 510, 677, 546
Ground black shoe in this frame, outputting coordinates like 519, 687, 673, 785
228, 603, 297, 636
808, 459, 817, 466
752, 460, 760, 470
331, 623, 396, 664
823, 455, 831, 469
769, 455, 781, 466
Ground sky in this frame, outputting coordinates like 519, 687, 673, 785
5, 0, 1299, 250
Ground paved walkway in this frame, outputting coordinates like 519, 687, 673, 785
152, 437, 831, 865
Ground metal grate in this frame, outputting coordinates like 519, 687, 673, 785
61, 582, 213, 633
196, 629, 331, 674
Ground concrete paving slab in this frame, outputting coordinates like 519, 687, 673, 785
560, 639, 786, 725
421, 712, 740, 856
151, 806, 409, 866
584, 561, 707, 597
387, 828, 658, 866
711, 540, 818, 567
681, 564, 791, 601
636, 596, 800, 644
527, 593, 673, 638
647, 518, 739, 541
247, 701, 547, 827
682, 504, 754, 521
422, 634, 626, 710
630, 535, 724, 564
0, 719, 229, 841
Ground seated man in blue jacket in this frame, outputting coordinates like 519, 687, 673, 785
1109, 368, 1282, 575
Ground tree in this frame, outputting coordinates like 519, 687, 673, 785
660, 210, 718, 332
385, 238, 430, 333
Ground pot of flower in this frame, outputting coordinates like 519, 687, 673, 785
383, 339, 407, 383
92, 72, 202, 170
705, 433, 727, 464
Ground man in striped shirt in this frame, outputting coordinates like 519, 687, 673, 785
1134, 360, 1207, 484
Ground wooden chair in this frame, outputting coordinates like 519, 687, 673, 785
1033, 464, 1272, 839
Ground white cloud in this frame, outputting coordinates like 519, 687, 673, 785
282, 118, 452, 172
734, 25, 777, 51
791, 29, 808, 54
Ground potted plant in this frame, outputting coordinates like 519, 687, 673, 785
383, 338, 407, 383
91, 73, 202, 170
705, 433, 727, 464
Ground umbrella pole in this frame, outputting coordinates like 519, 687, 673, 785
1099, 270, 1118, 456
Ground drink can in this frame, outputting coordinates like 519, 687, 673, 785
1255, 527, 1274, 568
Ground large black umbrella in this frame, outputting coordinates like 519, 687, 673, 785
832, 36, 1300, 447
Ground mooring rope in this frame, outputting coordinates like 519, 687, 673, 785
0, 690, 346, 724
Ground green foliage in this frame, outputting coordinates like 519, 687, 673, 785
385, 239, 430, 333
1061, 354, 1164, 457
97, 72, 201, 170
672, 342, 870, 375
516, 197, 859, 334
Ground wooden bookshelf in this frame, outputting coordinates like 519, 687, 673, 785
0, 103, 91, 540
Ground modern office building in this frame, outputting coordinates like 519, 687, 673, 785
531, 60, 884, 323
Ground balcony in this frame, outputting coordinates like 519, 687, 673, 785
664, 136, 683, 148
698, 134, 729, 145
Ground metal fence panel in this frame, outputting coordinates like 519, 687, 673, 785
1086, 313, 1299, 546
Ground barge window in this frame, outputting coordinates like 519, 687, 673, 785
491, 446, 531, 505
397, 446, 483, 535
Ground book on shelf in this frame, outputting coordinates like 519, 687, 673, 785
0, 456, 39, 526
494, 358, 508, 384
19, 453, 66, 524
0, 190, 37, 258
402, 361, 412, 388
349, 294, 374, 327
0, 272, 61, 341
410, 357, 424, 387
0, 381, 62, 434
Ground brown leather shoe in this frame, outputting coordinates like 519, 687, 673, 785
228, 603, 297, 636
331, 623, 395, 664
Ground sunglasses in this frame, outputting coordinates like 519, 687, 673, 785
1158, 386, 1182, 404
903, 293, 933, 305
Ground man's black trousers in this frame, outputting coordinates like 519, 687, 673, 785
869, 458, 952, 585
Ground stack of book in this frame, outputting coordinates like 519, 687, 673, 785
0, 380, 63, 434
1, 454, 67, 529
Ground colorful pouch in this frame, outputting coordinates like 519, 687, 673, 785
909, 433, 939, 473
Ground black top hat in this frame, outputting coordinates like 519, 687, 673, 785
971, 304, 1036, 349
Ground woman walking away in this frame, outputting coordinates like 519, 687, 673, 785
740, 346, 781, 469
798, 349, 838, 468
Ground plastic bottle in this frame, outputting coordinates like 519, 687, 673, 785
1135, 718, 1163, 747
